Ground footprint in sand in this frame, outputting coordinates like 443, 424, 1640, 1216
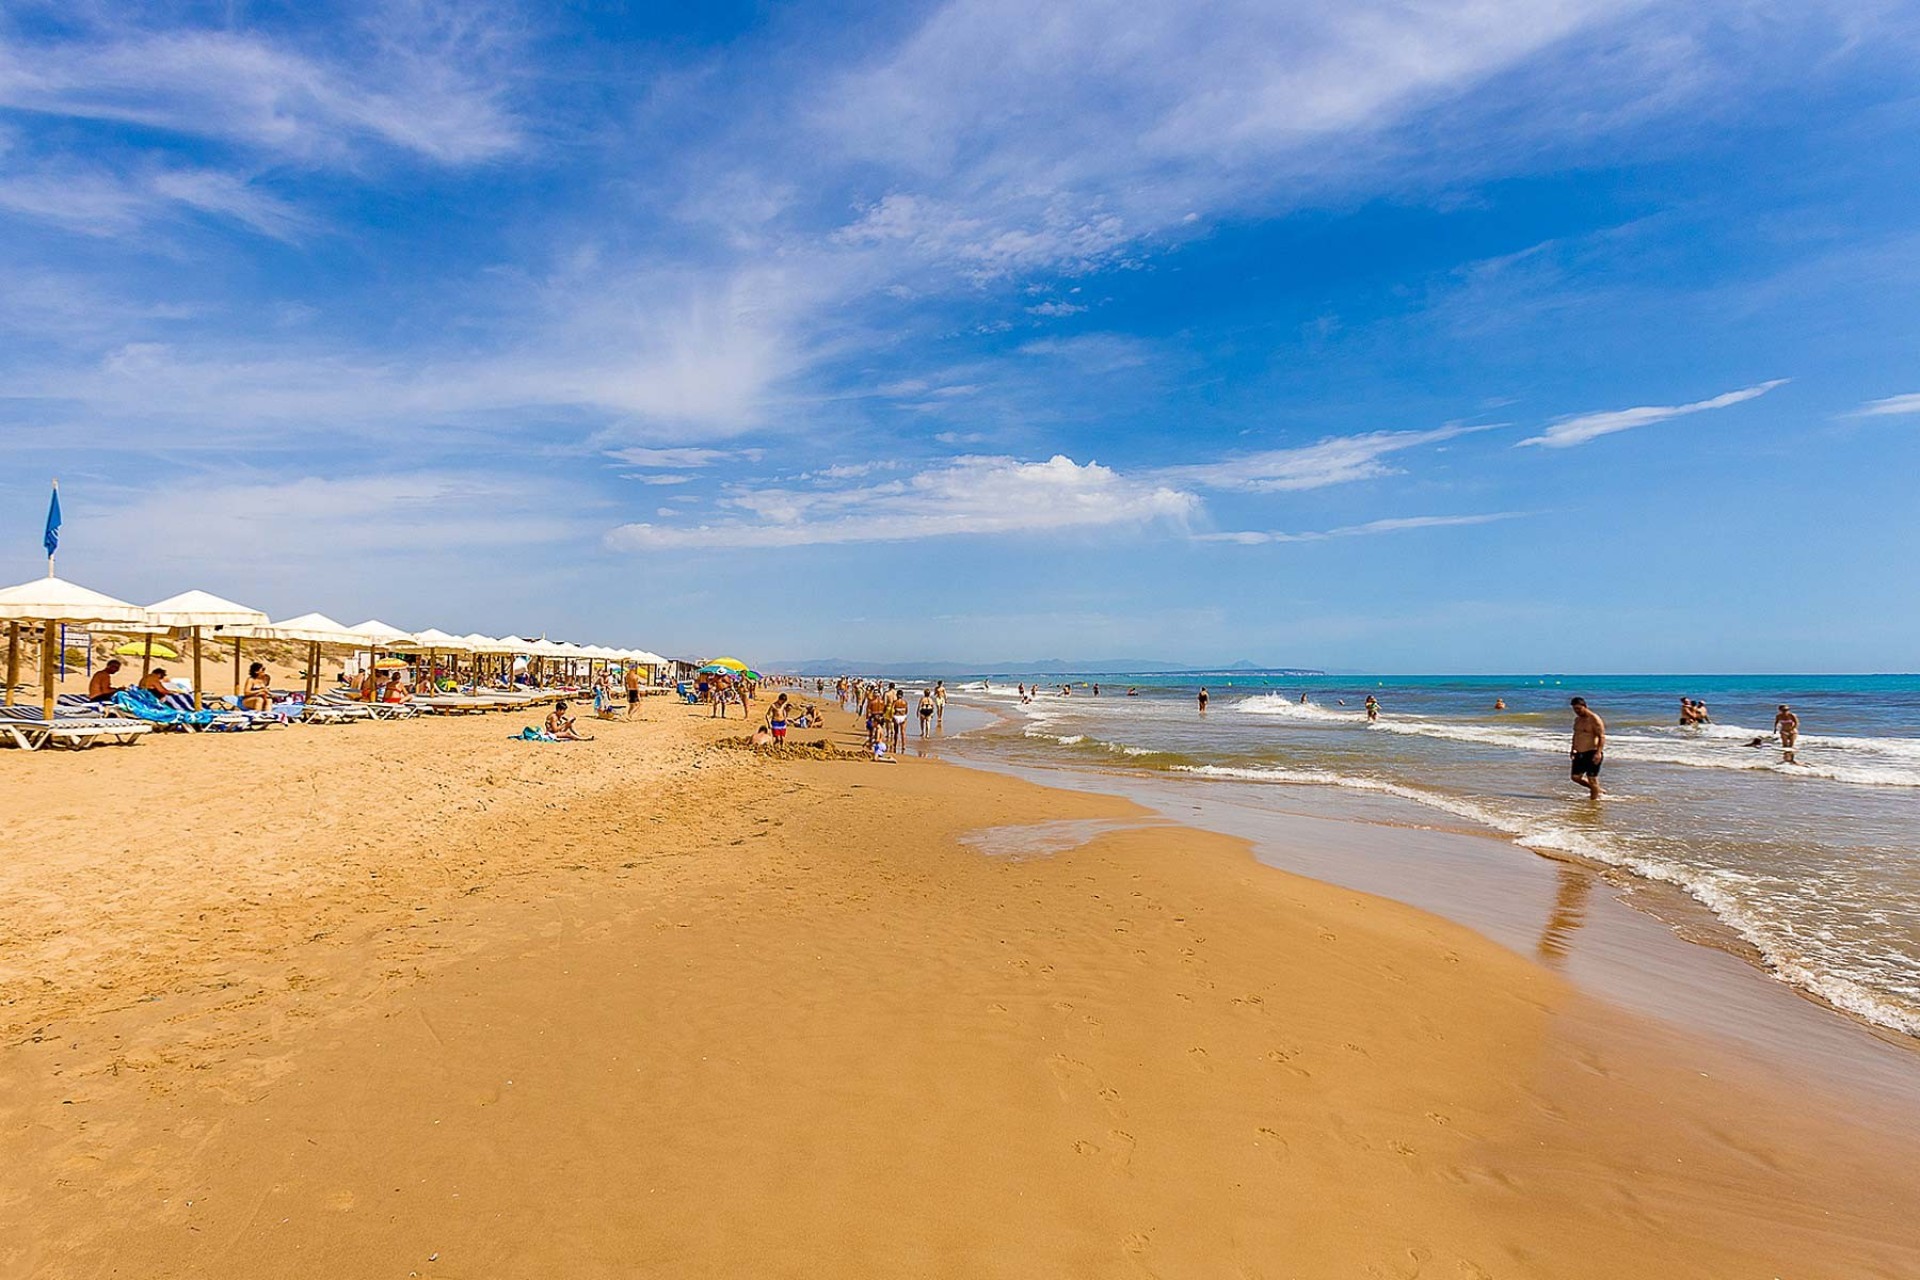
1048, 1054, 1126, 1117
1187, 1047, 1212, 1073
1255, 1126, 1292, 1161
1265, 1048, 1311, 1078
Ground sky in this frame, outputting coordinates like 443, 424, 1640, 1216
2, 0, 1918, 671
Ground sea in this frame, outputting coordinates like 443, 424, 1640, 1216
909, 673, 1920, 1040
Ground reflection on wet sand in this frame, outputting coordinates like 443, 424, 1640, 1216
1536, 862, 1594, 966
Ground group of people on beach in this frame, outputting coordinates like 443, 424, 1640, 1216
832, 679, 945, 755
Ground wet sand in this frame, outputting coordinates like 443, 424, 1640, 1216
3, 697, 1919, 1277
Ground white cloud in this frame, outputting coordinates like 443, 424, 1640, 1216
1164, 423, 1491, 492
808, 0, 1631, 278
1852, 392, 1920, 417
1517, 379, 1787, 448
0, 14, 519, 166
1200, 512, 1526, 544
89, 470, 588, 578
605, 447, 758, 468
607, 454, 1198, 549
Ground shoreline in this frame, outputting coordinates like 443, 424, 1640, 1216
941, 691, 1920, 1060
4, 700, 1919, 1275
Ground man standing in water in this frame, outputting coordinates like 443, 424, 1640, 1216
1569, 696, 1606, 798
1774, 704, 1800, 764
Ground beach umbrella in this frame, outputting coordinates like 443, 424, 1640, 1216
112, 638, 180, 660
254, 613, 361, 702
346, 620, 415, 697
705, 656, 749, 672
349, 620, 414, 647
145, 590, 270, 711
0, 575, 149, 718
392, 628, 470, 689
392, 628, 469, 653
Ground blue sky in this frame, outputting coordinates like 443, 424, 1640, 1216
2, 1, 1918, 670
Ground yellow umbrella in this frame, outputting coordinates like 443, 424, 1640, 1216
113, 638, 179, 660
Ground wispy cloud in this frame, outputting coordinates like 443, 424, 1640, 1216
1851, 392, 1920, 417
607, 454, 1197, 549
1163, 424, 1493, 492
606, 447, 762, 468
1517, 379, 1787, 448
0, 11, 520, 166
1199, 512, 1527, 545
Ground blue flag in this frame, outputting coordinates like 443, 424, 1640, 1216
43, 483, 60, 560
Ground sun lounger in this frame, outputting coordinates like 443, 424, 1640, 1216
316, 690, 420, 720
156, 692, 262, 731
0, 705, 153, 751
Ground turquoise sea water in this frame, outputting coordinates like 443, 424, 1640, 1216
925, 672, 1920, 1038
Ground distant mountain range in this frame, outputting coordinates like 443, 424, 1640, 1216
767, 657, 1325, 678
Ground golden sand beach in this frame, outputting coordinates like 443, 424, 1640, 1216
3, 698, 1919, 1277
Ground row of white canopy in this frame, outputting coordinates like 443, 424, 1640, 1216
0, 576, 670, 666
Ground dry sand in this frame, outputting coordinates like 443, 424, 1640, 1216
3, 696, 1918, 1277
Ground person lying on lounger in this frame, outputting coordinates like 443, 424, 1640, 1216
545, 701, 592, 741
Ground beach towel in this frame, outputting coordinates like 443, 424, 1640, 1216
513, 726, 558, 742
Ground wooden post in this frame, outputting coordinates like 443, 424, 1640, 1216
306, 641, 319, 704
5, 621, 18, 707
142, 632, 154, 678
41, 620, 56, 721
232, 635, 243, 697
192, 626, 204, 711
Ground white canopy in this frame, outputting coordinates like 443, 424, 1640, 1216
462, 633, 514, 654
144, 589, 269, 630
349, 619, 414, 646
393, 627, 470, 652
0, 575, 149, 625
254, 612, 361, 645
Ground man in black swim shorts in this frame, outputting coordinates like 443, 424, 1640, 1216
1569, 696, 1606, 799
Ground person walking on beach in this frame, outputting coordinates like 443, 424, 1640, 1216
917, 689, 935, 736
1197, 687, 1209, 713
1774, 704, 1800, 765
933, 681, 946, 728
890, 689, 909, 753
1569, 696, 1606, 799
624, 664, 641, 718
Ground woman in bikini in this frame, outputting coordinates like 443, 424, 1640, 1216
240, 661, 274, 712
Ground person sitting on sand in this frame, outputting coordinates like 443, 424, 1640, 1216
138, 667, 170, 696
89, 659, 123, 702
240, 661, 273, 712
545, 700, 591, 741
